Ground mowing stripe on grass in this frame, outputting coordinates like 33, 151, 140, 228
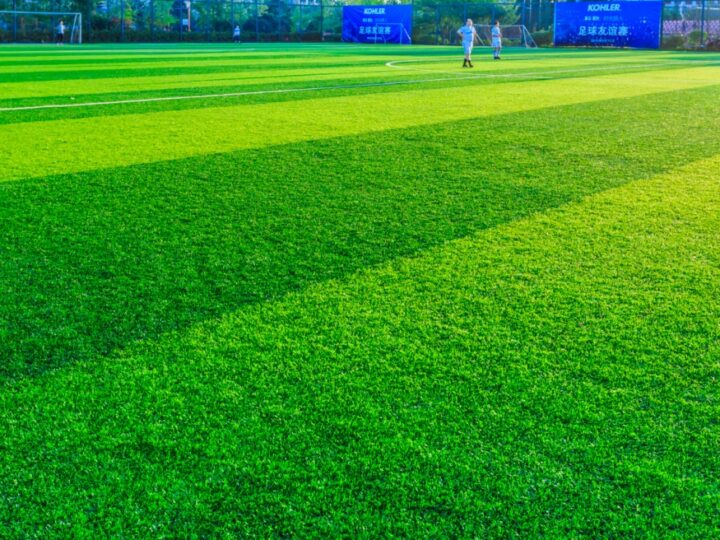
0, 64, 668, 111
0, 58, 611, 101
2, 44, 719, 535
384, 59, 719, 76
1, 153, 718, 537
2, 65, 718, 183
0, 53, 340, 75
4, 53, 718, 125
0, 59, 389, 84
1, 48, 715, 101
0, 66, 404, 102
0, 49, 686, 74
3, 60, 713, 108
0, 74, 489, 110
2, 84, 718, 378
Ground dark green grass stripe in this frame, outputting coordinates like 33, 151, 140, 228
5, 45, 716, 82
0, 59, 392, 83
1, 85, 719, 380
0, 50, 381, 67
0, 51, 392, 78
0, 44, 424, 61
4, 50, 716, 85
2, 157, 717, 537
3, 62, 717, 126
0, 47, 646, 68
0, 46, 714, 67
0, 43, 472, 60
0, 44, 708, 58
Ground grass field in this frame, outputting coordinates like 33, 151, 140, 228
1, 43, 720, 537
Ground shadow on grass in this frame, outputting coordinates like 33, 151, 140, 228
1, 86, 719, 379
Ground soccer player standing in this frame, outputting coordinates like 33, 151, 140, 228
492, 20, 502, 60
457, 19, 479, 68
56, 20, 65, 46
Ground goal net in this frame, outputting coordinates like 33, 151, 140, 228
474, 24, 537, 48
0, 11, 82, 44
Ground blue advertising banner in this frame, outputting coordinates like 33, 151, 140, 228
554, 2, 663, 49
342, 5, 413, 44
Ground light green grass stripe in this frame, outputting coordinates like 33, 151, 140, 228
0, 64, 405, 99
0, 48, 342, 64
0, 51, 253, 63
0, 54, 387, 75
2, 154, 718, 536
0, 50, 672, 75
3, 65, 719, 183
0, 58, 692, 100
0, 51, 266, 62
4, 84, 716, 378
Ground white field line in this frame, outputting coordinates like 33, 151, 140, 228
0, 78, 461, 112
1, 59, 716, 113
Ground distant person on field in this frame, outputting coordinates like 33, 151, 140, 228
56, 20, 65, 46
233, 25, 241, 43
457, 18, 479, 68
492, 20, 502, 60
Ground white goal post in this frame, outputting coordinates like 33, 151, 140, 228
0, 11, 82, 44
474, 24, 537, 48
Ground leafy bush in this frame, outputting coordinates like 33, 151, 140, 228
662, 34, 686, 50
705, 38, 720, 51
532, 29, 553, 46
687, 30, 708, 48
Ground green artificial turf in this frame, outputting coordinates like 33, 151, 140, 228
1, 43, 719, 537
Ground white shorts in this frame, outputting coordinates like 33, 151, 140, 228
463, 42, 473, 55
492, 37, 502, 48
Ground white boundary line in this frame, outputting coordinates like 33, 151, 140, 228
1, 59, 717, 113
1, 78, 476, 111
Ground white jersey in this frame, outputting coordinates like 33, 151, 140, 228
492, 26, 502, 47
458, 26, 475, 45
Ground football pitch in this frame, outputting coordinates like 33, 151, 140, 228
1, 43, 720, 536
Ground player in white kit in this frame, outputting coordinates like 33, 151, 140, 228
492, 20, 502, 60
457, 19, 479, 68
